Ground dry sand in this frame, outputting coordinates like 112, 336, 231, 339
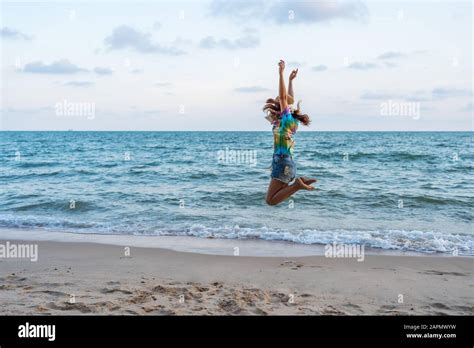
0, 239, 473, 315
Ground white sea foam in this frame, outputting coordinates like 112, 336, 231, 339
1, 214, 471, 255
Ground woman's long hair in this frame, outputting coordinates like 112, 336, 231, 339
263, 98, 311, 126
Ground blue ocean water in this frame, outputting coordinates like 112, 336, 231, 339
0, 131, 472, 255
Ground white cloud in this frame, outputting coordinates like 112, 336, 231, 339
384, 62, 398, 68
104, 25, 185, 55
312, 64, 328, 72
267, 0, 368, 24
377, 51, 405, 60
0, 27, 31, 40
200, 29, 259, 50
64, 81, 94, 87
209, 0, 265, 21
93, 67, 113, 75
234, 86, 270, 93
432, 87, 472, 99
21, 60, 113, 76
288, 61, 305, 68
360, 88, 472, 102
209, 0, 368, 24
462, 102, 473, 112
360, 91, 398, 100
348, 61, 378, 70
21, 59, 87, 74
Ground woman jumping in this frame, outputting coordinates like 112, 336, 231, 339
264, 60, 316, 206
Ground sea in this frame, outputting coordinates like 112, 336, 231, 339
0, 131, 472, 255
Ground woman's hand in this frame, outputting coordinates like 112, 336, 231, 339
289, 68, 298, 81
278, 60, 285, 74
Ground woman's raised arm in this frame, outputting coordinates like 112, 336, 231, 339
288, 68, 298, 101
278, 60, 288, 111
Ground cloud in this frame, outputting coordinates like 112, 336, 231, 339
360, 89, 459, 102
127, 107, 162, 119
360, 92, 394, 100
432, 87, 472, 99
209, 0, 368, 24
404, 94, 430, 102
242, 27, 258, 34
405, 93, 431, 102
0, 27, 31, 40
348, 61, 378, 70
384, 62, 398, 68
130, 68, 144, 74
360, 91, 425, 101
143, 109, 161, 114
2, 106, 52, 113
234, 86, 270, 93
360, 91, 429, 101
377, 51, 405, 60
412, 49, 429, 55
199, 29, 259, 49
93, 67, 113, 75
171, 36, 193, 46
267, 0, 368, 24
374, 50, 426, 69
287, 61, 305, 67
22, 59, 87, 74
154, 82, 172, 87
104, 25, 185, 55
462, 102, 473, 112
209, 0, 265, 21
20, 60, 115, 77
64, 81, 94, 87
312, 64, 328, 72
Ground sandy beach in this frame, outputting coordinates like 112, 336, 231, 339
1, 238, 472, 315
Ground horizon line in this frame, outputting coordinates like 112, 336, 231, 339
1, 130, 472, 133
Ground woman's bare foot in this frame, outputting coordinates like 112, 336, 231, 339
300, 177, 317, 186
295, 177, 315, 190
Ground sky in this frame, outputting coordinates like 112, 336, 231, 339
0, 0, 472, 131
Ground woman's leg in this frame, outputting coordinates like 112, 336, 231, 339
266, 179, 287, 205
266, 178, 313, 206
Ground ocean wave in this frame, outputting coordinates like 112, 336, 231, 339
128, 168, 161, 175
177, 225, 474, 255
407, 194, 473, 207
6, 200, 99, 212
0, 170, 65, 180
14, 161, 60, 168
97, 163, 119, 168
0, 219, 471, 255
187, 172, 220, 180
387, 152, 438, 161
197, 190, 266, 205
300, 151, 438, 162
343, 192, 473, 208
72, 169, 99, 175
144, 145, 169, 149
0, 214, 100, 229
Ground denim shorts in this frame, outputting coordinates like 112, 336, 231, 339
271, 154, 296, 184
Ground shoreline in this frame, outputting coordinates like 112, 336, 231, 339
0, 227, 463, 258
0, 237, 472, 315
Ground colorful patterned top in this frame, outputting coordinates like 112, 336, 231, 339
272, 107, 299, 156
